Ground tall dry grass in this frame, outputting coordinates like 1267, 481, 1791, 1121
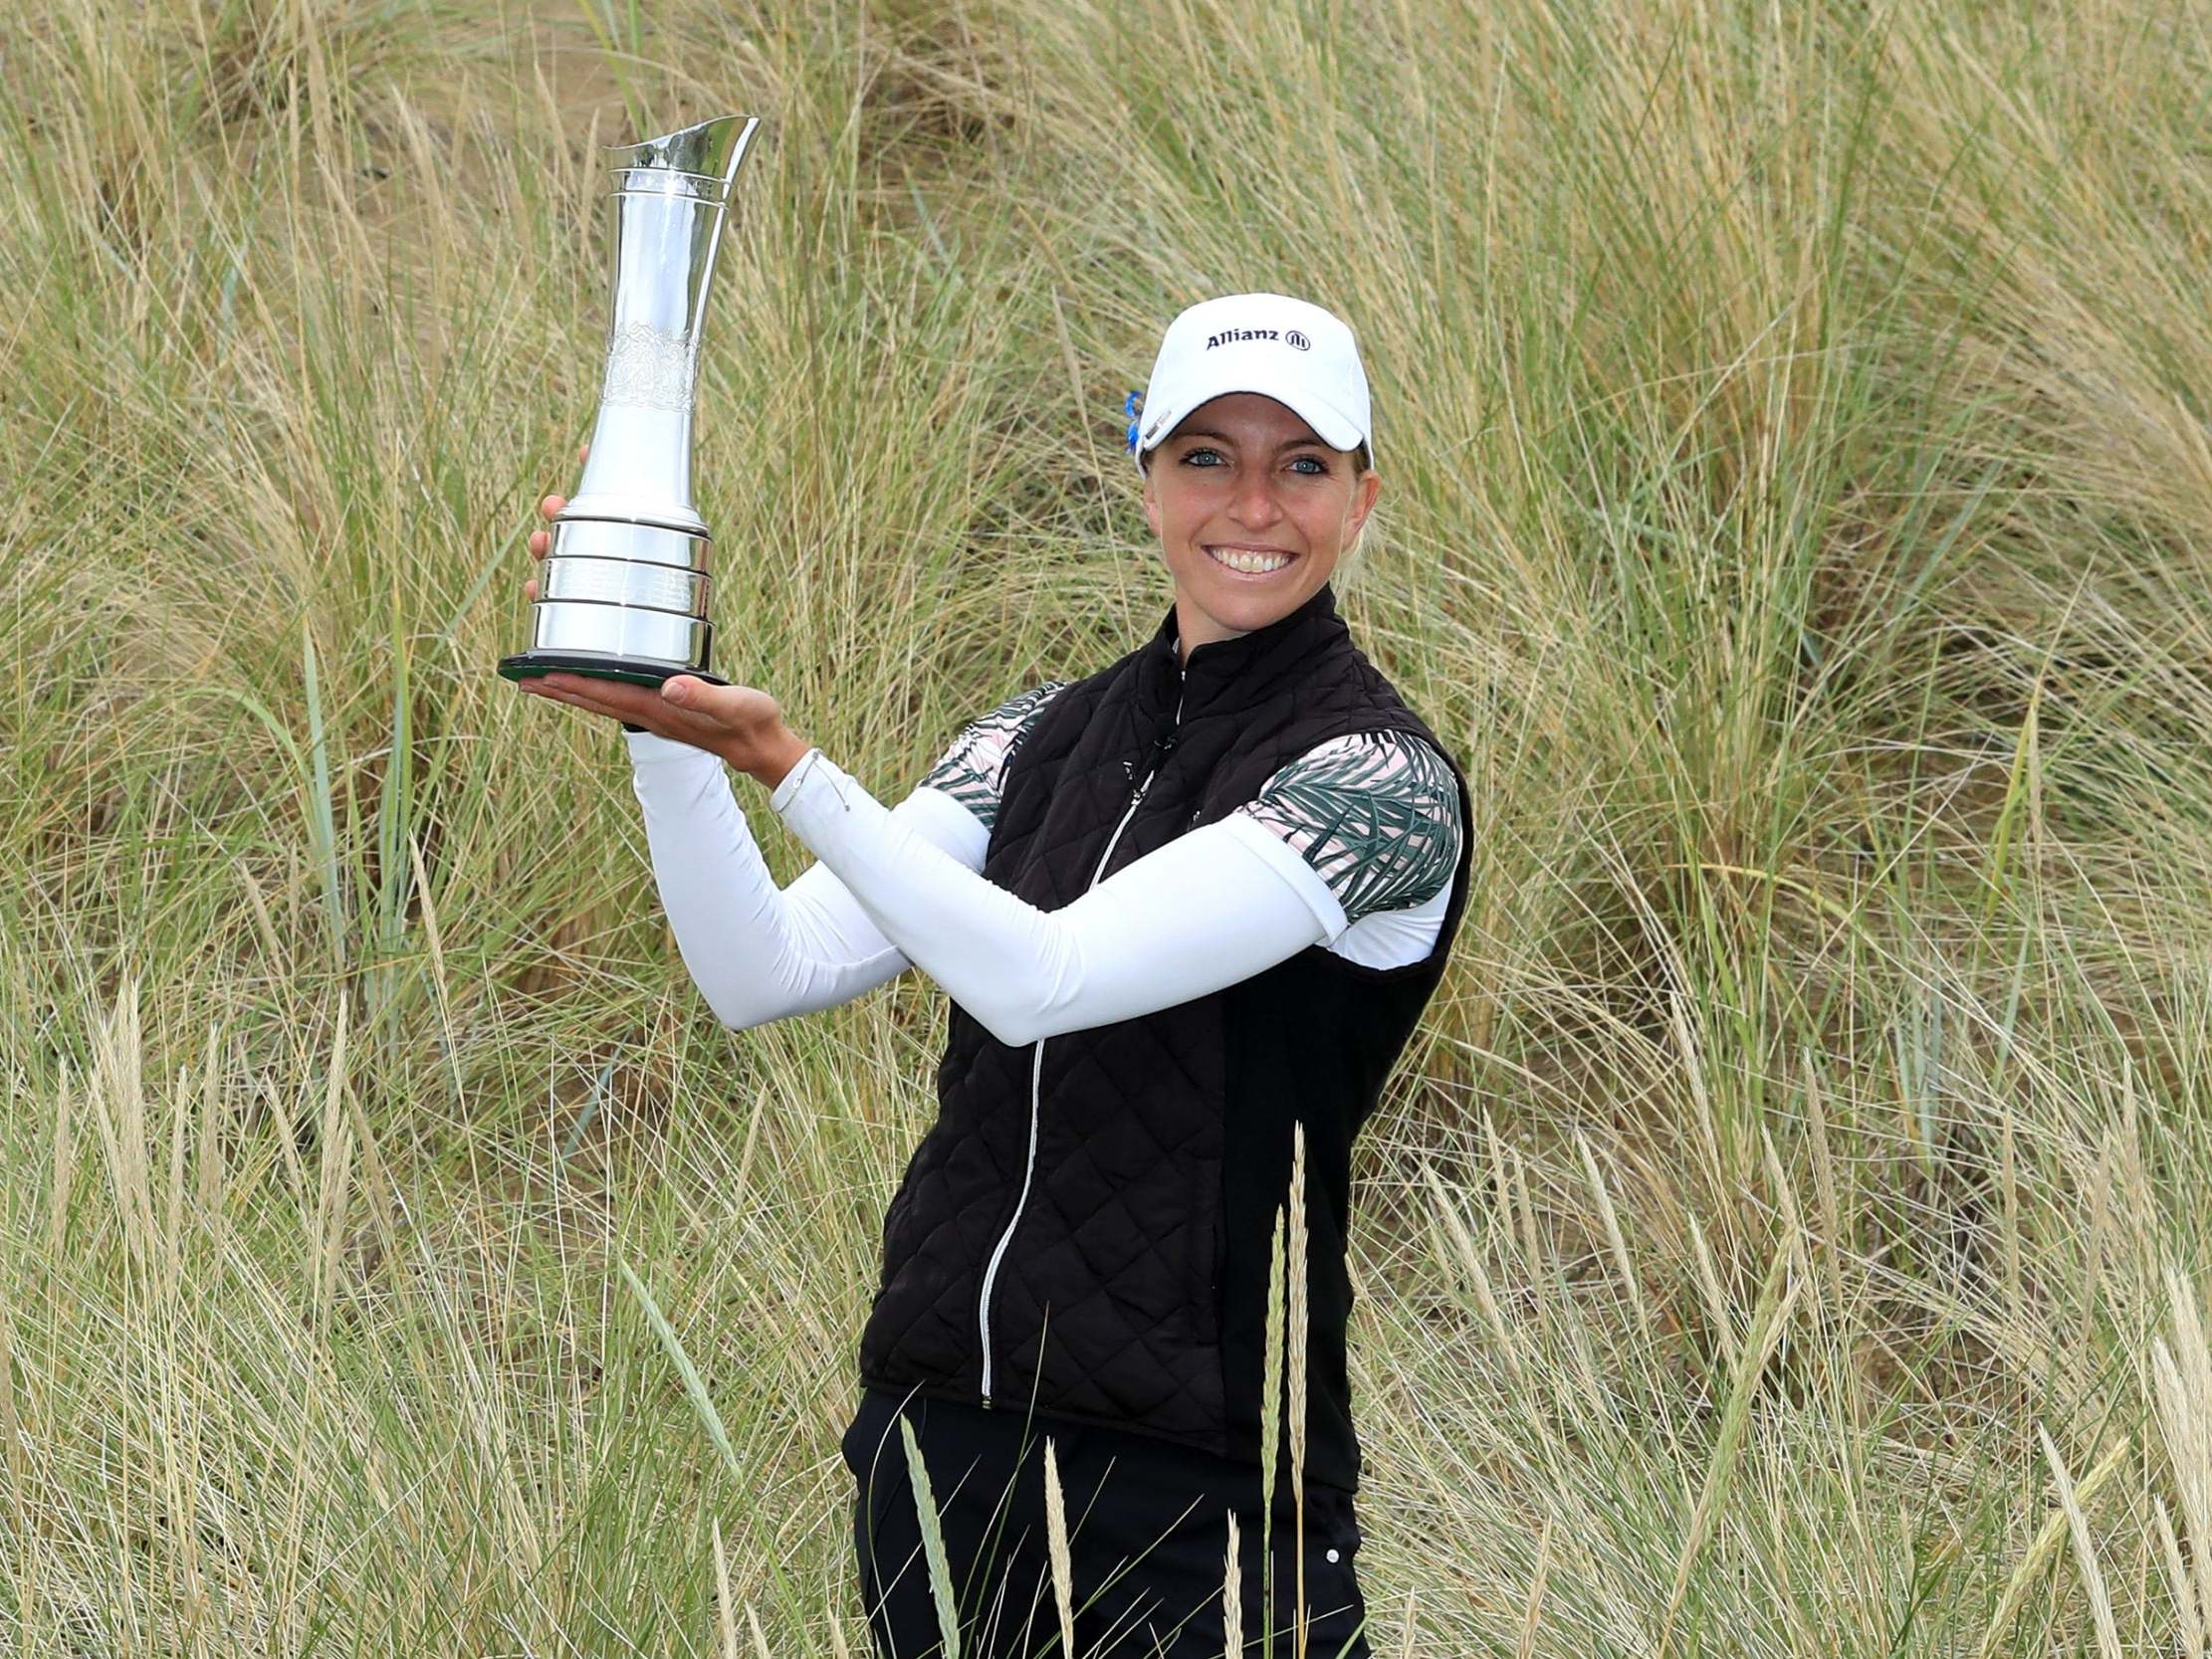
6, 0, 2212, 1653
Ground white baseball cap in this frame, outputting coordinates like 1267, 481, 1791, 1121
1130, 293, 1373, 474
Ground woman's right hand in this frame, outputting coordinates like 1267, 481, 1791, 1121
522, 438, 588, 602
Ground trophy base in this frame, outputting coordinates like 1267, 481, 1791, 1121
498, 652, 730, 690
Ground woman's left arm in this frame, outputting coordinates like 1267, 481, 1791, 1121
770, 746, 1336, 1046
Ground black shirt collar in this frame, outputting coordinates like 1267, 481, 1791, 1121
1136, 580, 1346, 719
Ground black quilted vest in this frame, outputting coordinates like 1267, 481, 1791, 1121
856, 580, 1473, 1494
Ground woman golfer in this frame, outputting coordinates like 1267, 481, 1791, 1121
521, 293, 1472, 1658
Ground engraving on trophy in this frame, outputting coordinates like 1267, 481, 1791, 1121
601, 321, 699, 412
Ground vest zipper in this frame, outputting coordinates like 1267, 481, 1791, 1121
979, 673, 1186, 1408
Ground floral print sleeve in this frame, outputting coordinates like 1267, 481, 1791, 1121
1229, 729, 1462, 925
918, 682, 1071, 832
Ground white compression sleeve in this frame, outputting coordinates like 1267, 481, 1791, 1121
626, 730, 990, 1029
768, 745, 1333, 1048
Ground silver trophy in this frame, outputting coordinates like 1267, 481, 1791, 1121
500, 113, 763, 688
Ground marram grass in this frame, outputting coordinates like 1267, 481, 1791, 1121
8, 0, 2212, 1653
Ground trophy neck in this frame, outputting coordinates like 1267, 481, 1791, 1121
572, 115, 763, 520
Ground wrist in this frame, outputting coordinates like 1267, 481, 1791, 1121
744, 727, 813, 792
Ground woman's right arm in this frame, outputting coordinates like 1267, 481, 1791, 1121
627, 729, 988, 1028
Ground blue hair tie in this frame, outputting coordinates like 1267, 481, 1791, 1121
1124, 389, 1144, 454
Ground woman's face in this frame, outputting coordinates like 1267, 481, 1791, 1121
1141, 392, 1380, 655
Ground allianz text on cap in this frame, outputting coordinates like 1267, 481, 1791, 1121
1133, 293, 1373, 474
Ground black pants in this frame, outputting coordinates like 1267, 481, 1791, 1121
841, 1386, 1374, 1659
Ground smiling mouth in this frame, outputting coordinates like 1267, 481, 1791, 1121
1205, 544, 1297, 575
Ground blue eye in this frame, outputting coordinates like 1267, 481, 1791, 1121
1289, 455, 1329, 476
1179, 447, 1225, 467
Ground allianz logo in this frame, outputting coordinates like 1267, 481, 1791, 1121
1205, 327, 1311, 350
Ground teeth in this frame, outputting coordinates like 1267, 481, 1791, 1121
1209, 546, 1291, 574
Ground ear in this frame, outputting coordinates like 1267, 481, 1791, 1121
1343, 465, 1381, 545
1140, 458, 1162, 540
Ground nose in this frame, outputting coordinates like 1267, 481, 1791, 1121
1227, 470, 1283, 531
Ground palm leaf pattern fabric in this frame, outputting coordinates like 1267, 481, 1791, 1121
1233, 730, 1461, 923
925, 691, 1458, 924
919, 682, 1070, 831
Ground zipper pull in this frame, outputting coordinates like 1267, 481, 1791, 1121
1128, 729, 1177, 803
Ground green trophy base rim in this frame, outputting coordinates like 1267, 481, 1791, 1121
498, 652, 730, 691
